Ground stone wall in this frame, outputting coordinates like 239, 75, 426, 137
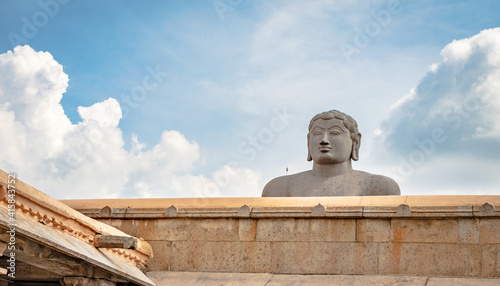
62, 196, 500, 278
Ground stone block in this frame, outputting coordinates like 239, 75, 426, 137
458, 218, 480, 244
256, 218, 355, 242
480, 219, 500, 244
189, 219, 239, 241
170, 241, 272, 273
481, 245, 496, 277
137, 218, 239, 242
147, 241, 173, 271
115, 219, 139, 237
379, 243, 482, 276
356, 219, 391, 242
270, 242, 378, 274
137, 219, 191, 241
391, 219, 459, 243
239, 219, 257, 241
498, 245, 500, 277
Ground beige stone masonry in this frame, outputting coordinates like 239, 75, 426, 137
357, 219, 391, 242
391, 219, 459, 243
62, 195, 500, 278
480, 219, 500, 244
255, 219, 356, 242
238, 219, 258, 241
379, 243, 485, 277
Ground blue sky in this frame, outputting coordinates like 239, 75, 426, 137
1, 0, 500, 198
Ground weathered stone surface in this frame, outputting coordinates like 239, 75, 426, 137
137, 219, 191, 241
477, 203, 496, 216
379, 243, 482, 276
325, 206, 363, 217
147, 271, 273, 286
190, 219, 239, 242
170, 241, 272, 273
265, 274, 429, 286
238, 204, 252, 217
147, 241, 172, 271
270, 242, 378, 274
94, 235, 138, 249
256, 218, 356, 242
165, 205, 178, 217
459, 218, 480, 244
356, 219, 390, 242
238, 219, 258, 241
409, 205, 473, 218
426, 277, 500, 286
138, 219, 240, 242
480, 219, 500, 244
147, 272, 500, 286
396, 204, 411, 216
100, 219, 139, 237
497, 244, 500, 276
481, 245, 497, 277
64, 195, 500, 278
311, 203, 326, 217
392, 219, 459, 243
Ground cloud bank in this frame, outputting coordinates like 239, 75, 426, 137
373, 28, 500, 195
0, 45, 261, 199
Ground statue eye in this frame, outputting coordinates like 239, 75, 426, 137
313, 131, 322, 135
330, 130, 340, 135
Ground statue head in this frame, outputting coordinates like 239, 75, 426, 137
307, 110, 362, 163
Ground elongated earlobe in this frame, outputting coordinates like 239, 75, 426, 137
351, 133, 362, 161
307, 133, 312, 161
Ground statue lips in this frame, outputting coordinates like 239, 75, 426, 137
319, 146, 332, 153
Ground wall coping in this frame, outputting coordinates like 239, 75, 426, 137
0, 170, 153, 270
61, 195, 500, 219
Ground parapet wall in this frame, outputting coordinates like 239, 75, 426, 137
62, 196, 500, 278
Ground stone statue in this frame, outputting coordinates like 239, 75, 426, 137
262, 109, 400, 197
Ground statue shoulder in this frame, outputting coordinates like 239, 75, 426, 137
262, 175, 289, 197
355, 171, 401, 196
261, 171, 311, 197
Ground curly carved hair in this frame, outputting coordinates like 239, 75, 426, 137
308, 110, 360, 140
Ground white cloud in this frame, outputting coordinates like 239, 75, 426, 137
77, 97, 122, 128
0, 45, 262, 199
372, 28, 500, 195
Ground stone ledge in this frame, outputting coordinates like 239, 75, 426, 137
62, 195, 500, 219
146, 271, 500, 286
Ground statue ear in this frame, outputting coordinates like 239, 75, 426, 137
351, 133, 362, 161
307, 133, 312, 161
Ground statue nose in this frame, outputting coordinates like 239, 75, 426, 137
320, 132, 330, 144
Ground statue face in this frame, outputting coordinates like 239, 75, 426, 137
308, 118, 353, 164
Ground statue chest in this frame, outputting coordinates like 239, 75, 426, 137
287, 176, 364, 196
